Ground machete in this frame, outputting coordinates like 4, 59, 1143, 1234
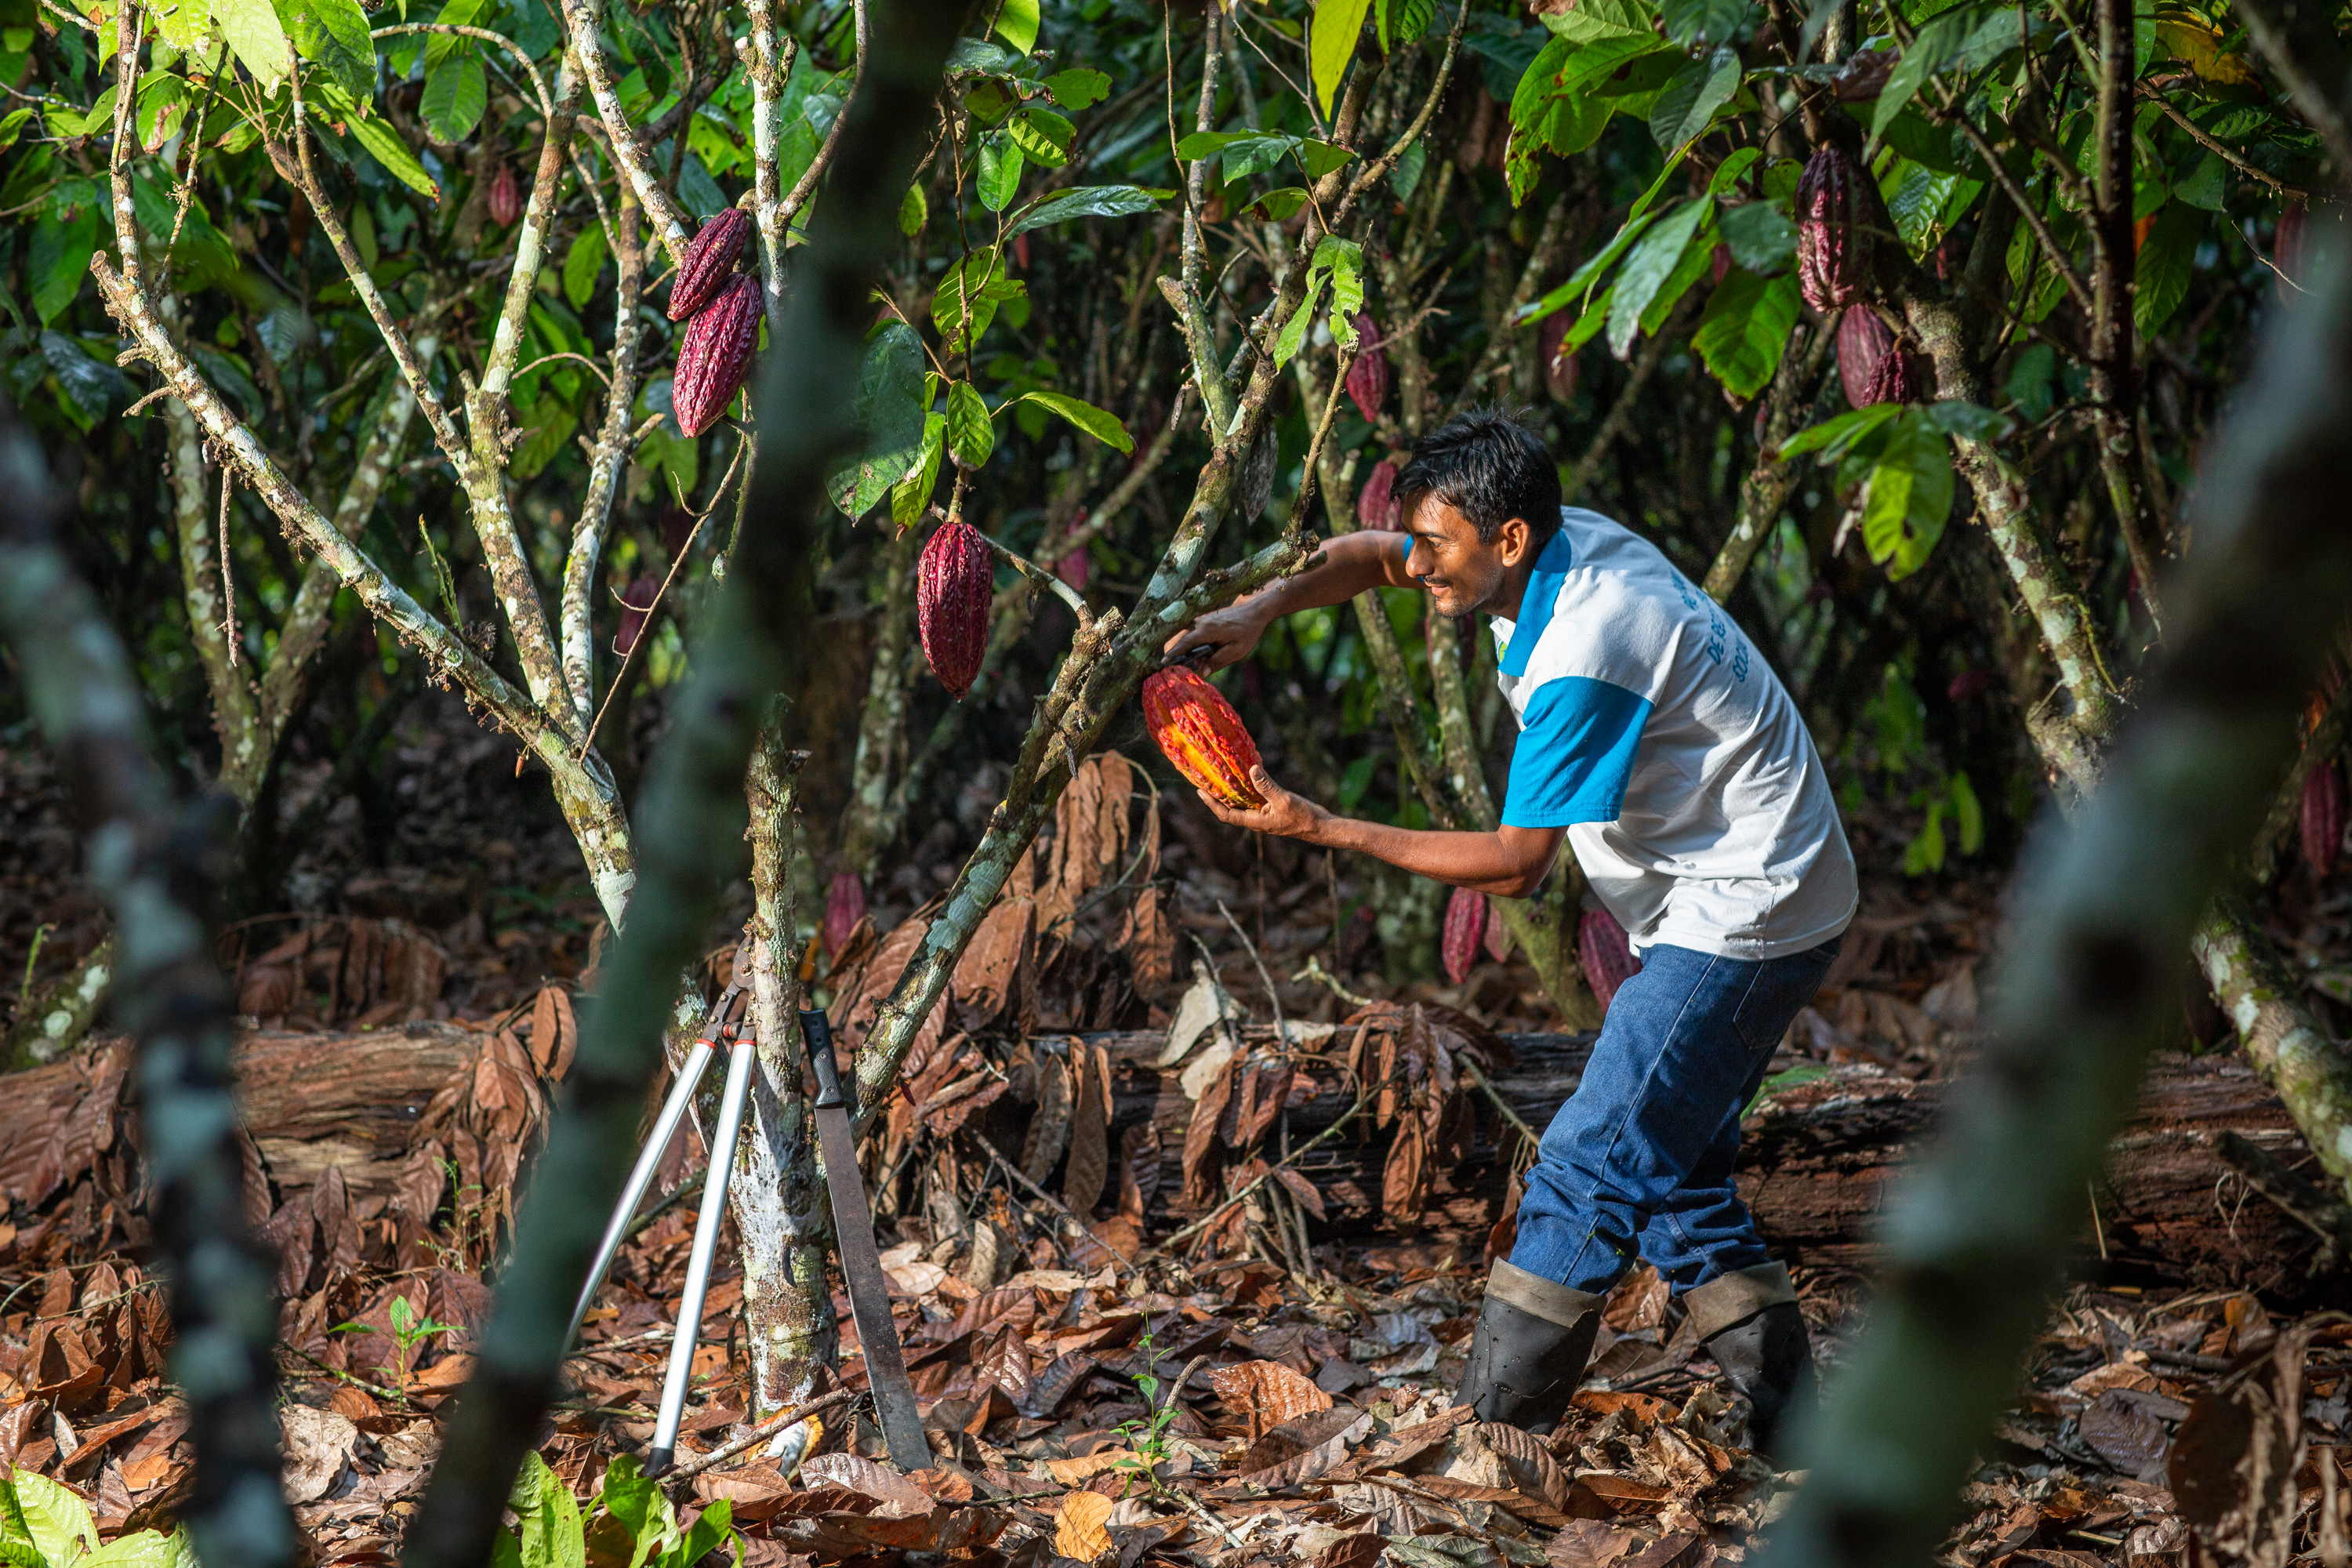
801, 1001, 931, 1470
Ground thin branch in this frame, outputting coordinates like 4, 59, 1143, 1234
1341, 0, 1470, 216
974, 525, 1092, 622
558, 0, 695, 263
561, 184, 649, 734
2137, 85, 2313, 200
370, 24, 554, 118
778, 0, 868, 228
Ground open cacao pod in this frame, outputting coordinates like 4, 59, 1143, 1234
1142, 665, 1265, 810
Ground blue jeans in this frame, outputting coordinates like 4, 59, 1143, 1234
1508, 938, 1842, 1296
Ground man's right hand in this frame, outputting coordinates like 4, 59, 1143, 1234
1161, 601, 1265, 673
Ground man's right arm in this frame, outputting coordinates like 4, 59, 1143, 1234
1163, 531, 1414, 670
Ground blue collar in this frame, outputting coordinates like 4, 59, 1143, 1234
1495, 526, 1574, 678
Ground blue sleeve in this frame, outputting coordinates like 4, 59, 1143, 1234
1501, 676, 1651, 827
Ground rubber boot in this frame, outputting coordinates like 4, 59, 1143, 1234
1686, 1261, 1813, 1459
1455, 1260, 1603, 1433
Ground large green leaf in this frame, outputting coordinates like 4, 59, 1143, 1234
1870, 3, 1980, 140
511, 1452, 584, 1568
29, 196, 105, 325
890, 412, 947, 528
1044, 67, 1109, 107
1007, 183, 1160, 237
1606, 197, 1709, 358
993, 0, 1039, 53
1018, 389, 1131, 452
2135, 200, 2200, 335
1649, 45, 1740, 151
827, 323, 931, 517
976, 136, 1023, 212
1718, 198, 1795, 274
1692, 269, 1798, 399
1005, 104, 1073, 168
1519, 209, 1661, 323
1860, 412, 1955, 579
82, 1526, 198, 1567
1311, 0, 1374, 114
562, 222, 607, 309
214, 0, 292, 85
1661, 0, 1748, 46
1377, 0, 1433, 49
286, 0, 377, 101
316, 82, 438, 197
1539, 0, 1657, 42
2, 1470, 99, 1567
421, 53, 487, 144
946, 379, 994, 468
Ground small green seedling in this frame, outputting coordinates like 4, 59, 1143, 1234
1111, 1332, 1186, 1492
333, 1293, 456, 1396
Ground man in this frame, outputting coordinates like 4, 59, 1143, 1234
1167, 408, 1855, 1451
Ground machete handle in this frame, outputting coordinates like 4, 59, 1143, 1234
804, 1008, 846, 1110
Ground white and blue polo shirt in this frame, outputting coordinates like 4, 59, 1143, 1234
1484, 509, 1856, 960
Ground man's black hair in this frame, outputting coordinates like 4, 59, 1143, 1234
1393, 407, 1563, 545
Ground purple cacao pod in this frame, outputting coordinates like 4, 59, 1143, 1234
1577, 906, 1639, 1013
612, 575, 658, 655
1837, 307, 1895, 410
1862, 343, 1922, 406
1483, 895, 1512, 963
1442, 884, 1486, 985
1796, 145, 1875, 312
673, 274, 762, 437
1711, 242, 1733, 285
1346, 314, 1389, 423
822, 870, 867, 956
1538, 309, 1581, 405
1358, 458, 1402, 532
668, 208, 753, 322
488, 162, 522, 227
2303, 760, 2343, 876
917, 517, 991, 699
1056, 546, 1091, 592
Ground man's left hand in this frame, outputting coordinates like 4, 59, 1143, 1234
1197, 765, 1327, 842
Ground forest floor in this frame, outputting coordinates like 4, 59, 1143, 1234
2, 693, 2350, 1566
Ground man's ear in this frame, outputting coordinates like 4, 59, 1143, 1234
1499, 514, 1534, 566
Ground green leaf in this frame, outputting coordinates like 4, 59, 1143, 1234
1911, 398, 2009, 441
153, 0, 213, 49
421, 53, 487, 144
946, 380, 994, 468
931, 250, 1024, 349
1777, 401, 1900, 459
213, 0, 292, 86
1310, 0, 1373, 115
828, 323, 931, 517
1377, 0, 1433, 49
1860, 411, 1955, 579
1275, 274, 1328, 366
898, 181, 927, 236
976, 136, 1023, 211
592, 1455, 676, 1568
288, 0, 376, 100
511, 1453, 585, 1568
317, 82, 439, 197
1298, 139, 1354, 180
82, 1526, 198, 1567
562, 222, 606, 309
1692, 269, 1798, 399
1006, 104, 1073, 168
1649, 45, 1740, 151
1718, 198, 1795, 274
1870, 4, 1978, 141
1508, 35, 1631, 159
667, 1499, 734, 1568
1539, 0, 1656, 42
1248, 186, 1312, 220
1007, 183, 1159, 237
1639, 223, 1716, 333
1606, 197, 1709, 358
1388, 140, 1426, 199
2, 1470, 99, 1566
2134, 200, 2199, 335
890, 412, 947, 528
1317, 234, 1366, 326
1904, 800, 1947, 874
1519, 209, 1659, 323
1043, 66, 1109, 107
1018, 389, 1131, 452
29, 200, 105, 325
993, 0, 1039, 53
1661, 0, 1748, 46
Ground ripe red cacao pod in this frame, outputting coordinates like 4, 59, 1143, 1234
1358, 458, 1402, 531
1577, 906, 1639, 1012
1796, 145, 1874, 312
612, 575, 658, 655
1345, 314, 1389, 423
2302, 760, 2343, 876
916, 517, 991, 699
1142, 666, 1266, 811
822, 869, 867, 956
1442, 884, 1486, 985
673, 274, 762, 437
668, 208, 752, 321
1862, 343, 1922, 407
1837, 307, 1895, 410
1483, 895, 1512, 963
1538, 310, 1581, 405
489, 162, 522, 227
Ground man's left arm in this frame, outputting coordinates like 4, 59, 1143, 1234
1200, 766, 1566, 897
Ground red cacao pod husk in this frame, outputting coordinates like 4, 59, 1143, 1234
2302, 760, 2343, 876
1577, 906, 1639, 1013
1837, 306, 1896, 410
1862, 343, 1922, 407
916, 517, 991, 699
1142, 666, 1266, 811
822, 870, 867, 956
1346, 315, 1389, 422
1711, 242, 1733, 285
1796, 145, 1874, 312
1358, 458, 1402, 531
1539, 309, 1581, 405
673, 274, 762, 437
489, 162, 522, 227
1442, 884, 1486, 985
612, 575, 658, 655
668, 208, 752, 321
1483, 895, 1512, 963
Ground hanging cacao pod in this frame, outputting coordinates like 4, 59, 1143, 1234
1837, 307, 1895, 410
1345, 314, 1388, 423
1483, 895, 1512, 963
822, 870, 867, 956
1358, 458, 1402, 531
1577, 906, 1639, 1012
2302, 760, 2343, 876
1537, 309, 1582, 406
1442, 884, 1486, 985
1861, 342, 1922, 406
488, 162, 522, 227
672, 274, 762, 437
1142, 665, 1266, 811
1795, 145, 1874, 312
667, 208, 752, 321
612, 575, 658, 655
916, 517, 992, 699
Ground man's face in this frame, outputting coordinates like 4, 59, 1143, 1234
1403, 497, 1530, 617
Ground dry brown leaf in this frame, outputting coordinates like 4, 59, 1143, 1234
1381, 1115, 1428, 1228
799, 1452, 935, 1518
530, 985, 577, 1080
278, 1405, 357, 1504
1021, 1051, 1073, 1184
1064, 1041, 1111, 1217
951, 896, 1034, 1031
1208, 1359, 1333, 1443
1055, 1487, 1116, 1561
1181, 1061, 1234, 1208
1041, 1449, 1133, 1484
1273, 1166, 1327, 1221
